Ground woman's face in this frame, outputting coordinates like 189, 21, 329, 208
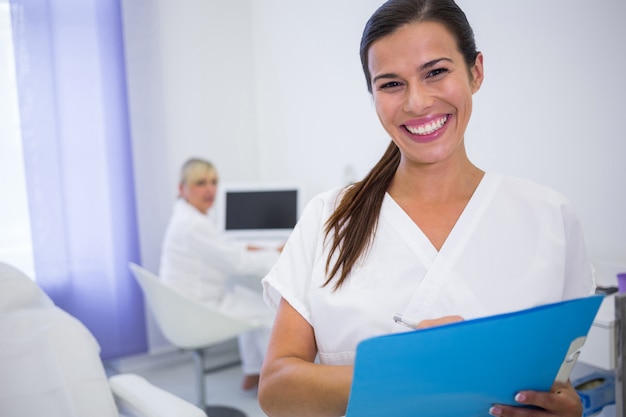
180, 168, 218, 214
368, 21, 483, 169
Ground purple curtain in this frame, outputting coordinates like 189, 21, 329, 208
9, 0, 147, 360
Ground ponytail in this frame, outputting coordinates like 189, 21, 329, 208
323, 142, 400, 289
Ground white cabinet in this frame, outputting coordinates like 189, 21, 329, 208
579, 294, 617, 370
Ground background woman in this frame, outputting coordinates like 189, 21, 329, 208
160, 157, 282, 390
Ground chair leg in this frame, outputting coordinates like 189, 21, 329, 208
191, 349, 207, 408
204, 405, 247, 417
190, 348, 248, 417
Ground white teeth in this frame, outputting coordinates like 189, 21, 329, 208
406, 116, 448, 135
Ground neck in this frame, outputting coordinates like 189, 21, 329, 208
183, 198, 209, 215
389, 155, 484, 205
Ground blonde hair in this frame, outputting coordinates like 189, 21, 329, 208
179, 158, 217, 187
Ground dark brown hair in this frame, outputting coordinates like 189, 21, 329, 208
323, 0, 479, 290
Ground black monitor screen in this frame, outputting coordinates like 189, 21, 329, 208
225, 190, 298, 231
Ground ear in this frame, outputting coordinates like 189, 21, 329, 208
178, 182, 185, 198
470, 52, 484, 94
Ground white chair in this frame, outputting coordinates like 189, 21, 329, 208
0, 262, 206, 417
129, 263, 258, 417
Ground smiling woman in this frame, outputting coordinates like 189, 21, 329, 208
257, 1, 594, 417
368, 21, 483, 176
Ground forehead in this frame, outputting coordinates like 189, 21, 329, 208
367, 21, 459, 74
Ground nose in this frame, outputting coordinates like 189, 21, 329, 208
402, 83, 433, 114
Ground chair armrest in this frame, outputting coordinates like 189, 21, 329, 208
109, 374, 206, 417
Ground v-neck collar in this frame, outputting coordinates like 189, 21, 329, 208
382, 173, 501, 324
381, 172, 500, 264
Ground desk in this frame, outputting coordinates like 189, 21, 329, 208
576, 293, 626, 417
570, 260, 626, 416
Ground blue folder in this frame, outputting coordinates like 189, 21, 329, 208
346, 295, 604, 417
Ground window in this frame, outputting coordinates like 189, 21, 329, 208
0, 1, 35, 278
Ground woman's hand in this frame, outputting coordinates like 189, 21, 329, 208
488, 381, 583, 417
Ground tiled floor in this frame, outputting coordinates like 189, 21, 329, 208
107, 345, 267, 417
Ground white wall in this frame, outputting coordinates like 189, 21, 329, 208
458, 0, 626, 265
122, 0, 626, 346
122, 0, 258, 275
250, 0, 387, 197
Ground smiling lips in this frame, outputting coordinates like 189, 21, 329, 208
404, 114, 450, 136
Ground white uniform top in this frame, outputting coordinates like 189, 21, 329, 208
262, 173, 595, 366
160, 199, 279, 325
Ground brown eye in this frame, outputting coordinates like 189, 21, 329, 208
426, 68, 448, 78
379, 81, 403, 90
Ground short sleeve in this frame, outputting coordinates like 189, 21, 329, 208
560, 200, 596, 299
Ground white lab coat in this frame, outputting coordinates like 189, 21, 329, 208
263, 172, 595, 366
160, 198, 279, 373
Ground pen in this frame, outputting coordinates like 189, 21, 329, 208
393, 313, 420, 329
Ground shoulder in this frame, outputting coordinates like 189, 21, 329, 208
492, 173, 571, 205
280, 185, 352, 254
167, 199, 215, 233
172, 199, 210, 220
309, 186, 346, 206
488, 173, 580, 223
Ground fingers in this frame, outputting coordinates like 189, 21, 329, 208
489, 382, 582, 417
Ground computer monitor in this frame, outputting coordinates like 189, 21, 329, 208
215, 183, 301, 242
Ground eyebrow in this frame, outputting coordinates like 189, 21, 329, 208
372, 57, 454, 84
